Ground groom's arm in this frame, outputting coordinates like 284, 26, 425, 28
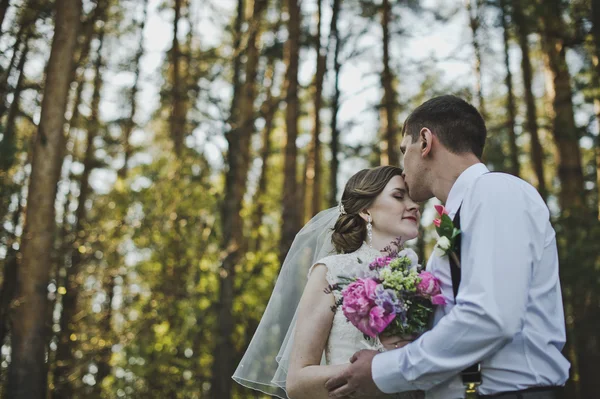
372, 175, 545, 393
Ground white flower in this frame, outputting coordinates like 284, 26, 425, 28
434, 236, 451, 257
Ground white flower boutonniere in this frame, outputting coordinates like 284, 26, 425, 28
432, 205, 461, 267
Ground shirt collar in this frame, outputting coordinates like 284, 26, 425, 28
445, 163, 489, 218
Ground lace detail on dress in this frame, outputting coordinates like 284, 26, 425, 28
312, 243, 424, 399
311, 243, 384, 364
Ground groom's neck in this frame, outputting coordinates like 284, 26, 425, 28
431, 153, 481, 204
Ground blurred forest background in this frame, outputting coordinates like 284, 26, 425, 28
0, 0, 598, 398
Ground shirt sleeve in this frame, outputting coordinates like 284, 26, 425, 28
372, 175, 545, 393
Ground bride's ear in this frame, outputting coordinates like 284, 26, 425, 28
358, 210, 371, 223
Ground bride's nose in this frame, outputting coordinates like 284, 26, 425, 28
405, 198, 418, 212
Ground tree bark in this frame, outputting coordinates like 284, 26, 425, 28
0, 41, 29, 172
466, 0, 486, 118
0, 180, 24, 349
52, 27, 104, 399
540, 0, 585, 213
305, 0, 326, 218
512, 2, 546, 198
6, 1, 81, 397
329, 0, 341, 207
541, 3, 594, 397
211, 0, 267, 397
380, 0, 399, 166
0, 37, 29, 226
251, 59, 277, 251
170, 0, 186, 156
499, 0, 519, 176
95, 1, 148, 391
279, 0, 302, 262
229, 0, 244, 130
0, 26, 23, 117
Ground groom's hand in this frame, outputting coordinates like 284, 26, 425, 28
325, 349, 383, 398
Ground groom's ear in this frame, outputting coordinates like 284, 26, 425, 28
419, 128, 433, 157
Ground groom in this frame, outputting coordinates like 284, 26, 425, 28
325, 95, 570, 398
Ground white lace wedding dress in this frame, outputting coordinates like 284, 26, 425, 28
310, 242, 424, 399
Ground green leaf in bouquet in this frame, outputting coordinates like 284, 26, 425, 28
337, 275, 357, 283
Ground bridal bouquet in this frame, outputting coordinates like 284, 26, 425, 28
331, 239, 445, 339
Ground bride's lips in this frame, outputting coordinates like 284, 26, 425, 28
402, 216, 418, 224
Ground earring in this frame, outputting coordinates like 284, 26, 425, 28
367, 215, 373, 248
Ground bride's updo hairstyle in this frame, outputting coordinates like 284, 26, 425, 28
332, 165, 403, 254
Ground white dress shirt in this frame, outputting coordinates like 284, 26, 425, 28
372, 163, 570, 398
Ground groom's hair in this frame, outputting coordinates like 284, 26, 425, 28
402, 95, 486, 158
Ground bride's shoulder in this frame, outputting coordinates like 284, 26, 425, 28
313, 250, 356, 267
308, 250, 360, 277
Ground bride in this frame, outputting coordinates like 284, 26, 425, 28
233, 166, 423, 399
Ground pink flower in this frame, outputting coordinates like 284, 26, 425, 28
367, 306, 396, 337
417, 271, 442, 297
342, 279, 378, 321
431, 294, 446, 305
434, 204, 448, 217
433, 218, 441, 228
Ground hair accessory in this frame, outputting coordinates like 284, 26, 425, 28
338, 201, 347, 215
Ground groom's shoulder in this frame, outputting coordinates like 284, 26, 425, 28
474, 171, 538, 192
471, 172, 547, 207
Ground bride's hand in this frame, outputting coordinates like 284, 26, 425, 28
379, 334, 418, 351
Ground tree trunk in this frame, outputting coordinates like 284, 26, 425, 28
6, 1, 81, 397
95, 1, 148, 391
279, 0, 302, 262
466, 0, 486, 118
251, 59, 277, 251
120, 0, 147, 179
329, 0, 341, 207
52, 27, 104, 399
208, 0, 243, 389
0, 19, 25, 104
170, 0, 186, 156
512, 2, 546, 198
211, 0, 267, 397
0, 41, 29, 172
540, 1, 585, 213
380, 0, 398, 166
541, 2, 594, 397
229, 0, 244, 130
499, 0, 519, 176
0, 181, 24, 348
305, 0, 326, 218
0, 2, 45, 115
0, 37, 29, 225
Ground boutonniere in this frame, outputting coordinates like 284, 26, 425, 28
432, 205, 461, 267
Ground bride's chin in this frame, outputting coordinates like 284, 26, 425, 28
393, 229, 419, 242
402, 228, 420, 242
